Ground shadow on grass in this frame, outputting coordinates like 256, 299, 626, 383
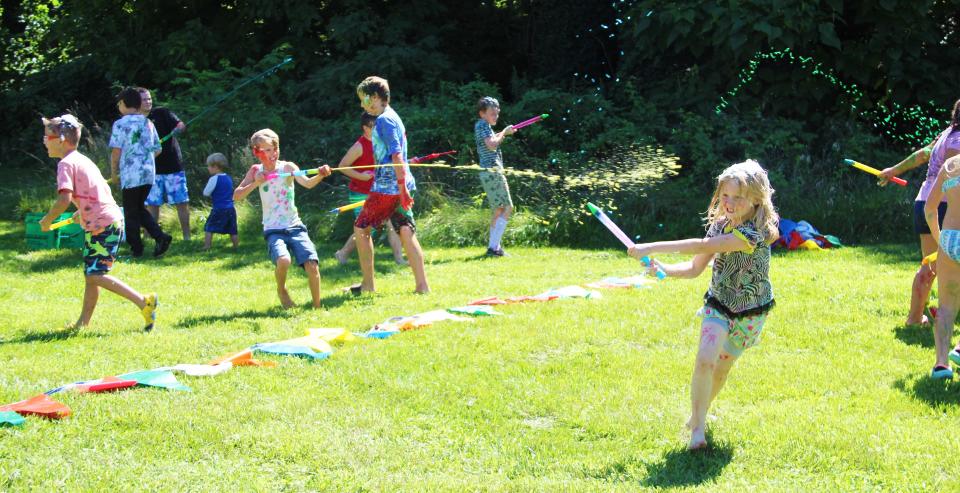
892, 324, 934, 348
640, 439, 734, 488
583, 437, 733, 487
856, 243, 922, 268
0, 326, 110, 345
174, 306, 294, 329
894, 373, 960, 408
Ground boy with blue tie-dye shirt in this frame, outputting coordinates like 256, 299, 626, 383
353, 76, 429, 294
109, 86, 172, 258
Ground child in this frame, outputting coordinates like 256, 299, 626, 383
233, 129, 332, 309
923, 155, 960, 379
474, 97, 516, 256
201, 153, 238, 250
628, 160, 778, 450
108, 86, 172, 258
353, 76, 429, 293
140, 88, 192, 242
39, 114, 158, 331
334, 112, 406, 265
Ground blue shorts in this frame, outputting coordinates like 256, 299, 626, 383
205, 207, 237, 235
914, 200, 946, 235
146, 171, 190, 206
264, 225, 318, 267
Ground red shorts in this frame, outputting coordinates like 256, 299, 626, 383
354, 192, 416, 234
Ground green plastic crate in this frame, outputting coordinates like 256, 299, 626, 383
58, 223, 86, 249
24, 212, 74, 250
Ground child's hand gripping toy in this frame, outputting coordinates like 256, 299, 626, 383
586, 202, 667, 279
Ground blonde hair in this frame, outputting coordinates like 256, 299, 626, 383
249, 128, 279, 150
705, 159, 779, 240
206, 152, 228, 170
41, 115, 83, 146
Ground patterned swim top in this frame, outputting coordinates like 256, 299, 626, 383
705, 219, 775, 316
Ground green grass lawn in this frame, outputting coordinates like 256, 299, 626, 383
0, 218, 957, 491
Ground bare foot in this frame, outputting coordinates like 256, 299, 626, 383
905, 315, 930, 326
278, 288, 295, 309
688, 426, 708, 451
415, 287, 430, 295
394, 257, 409, 266
334, 250, 349, 265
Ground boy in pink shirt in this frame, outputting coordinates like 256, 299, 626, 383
38, 114, 158, 331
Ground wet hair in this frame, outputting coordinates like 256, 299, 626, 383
477, 96, 500, 113
41, 114, 83, 146
705, 159, 779, 241
249, 128, 279, 150
356, 76, 390, 104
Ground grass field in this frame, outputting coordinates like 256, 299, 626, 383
0, 218, 958, 491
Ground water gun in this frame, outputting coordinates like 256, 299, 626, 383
923, 252, 938, 265
586, 202, 667, 279
264, 168, 323, 180
410, 150, 456, 163
49, 217, 75, 230
843, 159, 907, 187
329, 200, 366, 214
512, 114, 549, 130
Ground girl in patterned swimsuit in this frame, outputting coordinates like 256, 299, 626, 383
629, 160, 778, 450
924, 155, 960, 379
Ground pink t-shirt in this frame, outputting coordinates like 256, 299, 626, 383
56, 150, 123, 232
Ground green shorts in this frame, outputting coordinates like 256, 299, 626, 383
699, 305, 768, 357
479, 167, 513, 209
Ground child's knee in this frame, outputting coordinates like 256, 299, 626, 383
276, 255, 292, 268
303, 260, 320, 273
694, 355, 717, 373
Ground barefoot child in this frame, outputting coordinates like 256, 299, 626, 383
353, 76, 429, 293
628, 160, 778, 450
474, 96, 516, 256
923, 155, 960, 379
201, 153, 239, 250
233, 129, 332, 308
39, 115, 158, 331
334, 112, 405, 265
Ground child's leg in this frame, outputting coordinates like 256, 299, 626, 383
304, 260, 321, 308
337, 234, 356, 264
354, 226, 375, 292
230, 234, 239, 247
78, 275, 146, 326
147, 205, 161, 222
175, 202, 191, 241
203, 232, 213, 250
386, 227, 406, 264
934, 252, 960, 368
121, 187, 145, 255
689, 319, 729, 449
274, 256, 294, 308
398, 226, 429, 293
907, 234, 938, 324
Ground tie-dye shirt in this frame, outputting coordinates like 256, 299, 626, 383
254, 162, 302, 231
371, 106, 415, 195
917, 127, 960, 202
705, 218, 774, 314
108, 114, 160, 189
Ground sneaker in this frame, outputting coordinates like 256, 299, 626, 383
949, 347, 960, 366
141, 293, 158, 332
495, 247, 509, 257
153, 234, 173, 257
485, 247, 503, 257
931, 365, 954, 380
